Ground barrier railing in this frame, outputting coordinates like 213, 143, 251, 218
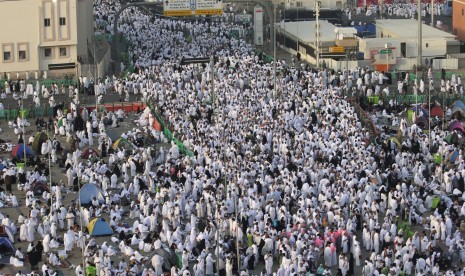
0, 79, 78, 88
79, 102, 146, 113
147, 102, 194, 158
366, 93, 464, 107
0, 102, 148, 122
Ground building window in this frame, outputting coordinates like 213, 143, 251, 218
44, 48, 52, 58
59, 17, 66, 26
44, 18, 51, 27
59, 47, 68, 57
2, 44, 13, 63
426, 43, 429, 48
17, 43, 28, 61
3, 51, 11, 62
18, 50, 26, 60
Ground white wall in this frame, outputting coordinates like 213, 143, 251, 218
359, 38, 448, 59
284, 0, 346, 9
0, 0, 91, 77
0, 0, 40, 73
432, 58, 458, 70
76, 0, 94, 59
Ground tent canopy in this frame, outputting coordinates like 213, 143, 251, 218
415, 116, 428, 129
0, 237, 15, 255
30, 181, 49, 196
0, 225, 14, 242
11, 144, 33, 158
452, 100, 465, 116
430, 106, 444, 117
412, 105, 428, 118
78, 183, 105, 205
444, 132, 459, 145
453, 100, 465, 112
32, 132, 49, 153
87, 218, 113, 236
385, 137, 401, 148
448, 120, 465, 132
81, 147, 99, 159
450, 150, 460, 163
112, 138, 133, 150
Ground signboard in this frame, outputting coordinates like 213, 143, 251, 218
379, 49, 392, 54
163, 0, 223, 16
235, 14, 252, 23
370, 47, 396, 65
329, 46, 345, 53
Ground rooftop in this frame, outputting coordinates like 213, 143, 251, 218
375, 19, 456, 40
278, 20, 339, 43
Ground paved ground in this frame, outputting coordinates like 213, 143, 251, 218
0, 7, 456, 275
0, 90, 147, 275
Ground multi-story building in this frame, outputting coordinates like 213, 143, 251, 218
0, 0, 94, 80
453, 0, 465, 41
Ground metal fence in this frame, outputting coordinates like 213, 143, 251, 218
366, 93, 464, 107
0, 79, 78, 88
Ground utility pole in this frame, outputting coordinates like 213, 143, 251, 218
210, 56, 215, 110
380, 0, 384, 19
273, 4, 277, 99
315, 1, 321, 68
431, 0, 434, 26
417, 0, 422, 68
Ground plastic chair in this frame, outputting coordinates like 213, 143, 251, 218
10, 109, 18, 119
3, 110, 10, 120
34, 107, 44, 117
20, 109, 28, 119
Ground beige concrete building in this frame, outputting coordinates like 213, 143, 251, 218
0, 0, 94, 80
280, 0, 349, 10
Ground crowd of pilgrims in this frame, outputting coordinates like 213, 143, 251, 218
347, 2, 445, 23
2, 0, 465, 276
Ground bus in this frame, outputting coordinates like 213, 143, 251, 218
443, 0, 452, 16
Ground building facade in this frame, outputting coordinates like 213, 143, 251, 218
453, 0, 465, 41
282, 0, 348, 10
0, 0, 93, 80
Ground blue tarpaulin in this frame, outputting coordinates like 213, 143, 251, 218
354, 24, 376, 37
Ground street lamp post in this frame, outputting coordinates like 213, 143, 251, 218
210, 56, 215, 110
46, 124, 53, 215
22, 98, 26, 167
273, 4, 277, 99
417, 0, 422, 68
431, 0, 434, 27
385, 44, 389, 73
315, 1, 321, 68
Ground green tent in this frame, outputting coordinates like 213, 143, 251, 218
434, 154, 442, 165
32, 132, 49, 153
86, 265, 96, 276
444, 132, 459, 145
112, 138, 133, 150
57, 118, 64, 128
432, 197, 440, 209
176, 252, 182, 268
